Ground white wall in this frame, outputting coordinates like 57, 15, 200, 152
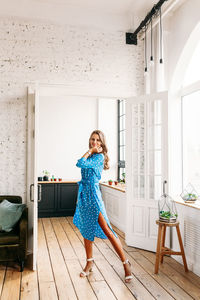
39, 95, 97, 180
0, 16, 144, 200
98, 98, 118, 181
167, 0, 200, 89
38, 95, 118, 182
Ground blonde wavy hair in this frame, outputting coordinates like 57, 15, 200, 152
89, 130, 110, 170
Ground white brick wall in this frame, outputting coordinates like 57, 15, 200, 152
0, 16, 144, 200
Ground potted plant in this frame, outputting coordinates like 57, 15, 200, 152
182, 193, 198, 202
43, 170, 50, 181
122, 172, 125, 183
114, 181, 118, 185
159, 210, 178, 222
108, 180, 113, 186
180, 183, 198, 202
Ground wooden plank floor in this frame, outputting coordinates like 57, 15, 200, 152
1, 217, 200, 300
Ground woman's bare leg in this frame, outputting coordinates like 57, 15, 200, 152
84, 238, 93, 259
98, 212, 132, 280
80, 238, 94, 277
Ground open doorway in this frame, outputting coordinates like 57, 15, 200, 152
27, 83, 123, 269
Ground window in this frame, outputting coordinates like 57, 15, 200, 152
181, 38, 200, 191
182, 89, 200, 191
118, 100, 125, 181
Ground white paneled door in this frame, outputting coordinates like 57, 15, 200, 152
125, 92, 168, 252
27, 86, 39, 270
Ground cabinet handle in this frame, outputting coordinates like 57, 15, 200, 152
38, 184, 42, 202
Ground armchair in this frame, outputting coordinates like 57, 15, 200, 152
0, 196, 28, 272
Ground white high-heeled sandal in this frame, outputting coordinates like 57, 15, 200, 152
123, 259, 133, 283
80, 258, 94, 277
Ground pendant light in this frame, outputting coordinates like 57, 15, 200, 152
144, 25, 148, 76
159, 7, 163, 64
150, 17, 154, 67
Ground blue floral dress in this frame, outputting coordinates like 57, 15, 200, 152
73, 153, 118, 241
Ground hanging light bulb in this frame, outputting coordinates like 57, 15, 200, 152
150, 17, 154, 67
159, 7, 163, 64
144, 25, 148, 76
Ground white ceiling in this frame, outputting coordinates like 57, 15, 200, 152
0, 0, 162, 31
32, 0, 156, 15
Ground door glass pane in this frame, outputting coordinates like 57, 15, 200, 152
149, 125, 161, 149
149, 101, 154, 126
123, 147, 125, 161
120, 115, 125, 129
149, 100, 161, 126
119, 100, 123, 114
155, 125, 161, 149
149, 151, 154, 174
155, 150, 161, 175
155, 100, 161, 124
149, 175, 162, 200
133, 176, 138, 198
120, 146, 125, 160
122, 100, 126, 115
148, 150, 161, 175
149, 126, 154, 150
132, 128, 138, 150
140, 127, 145, 150
119, 168, 125, 180
120, 130, 125, 146
149, 175, 154, 199
140, 103, 145, 126
155, 176, 162, 200
140, 151, 145, 174
140, 175, 145, 199
132, 151, 138, 174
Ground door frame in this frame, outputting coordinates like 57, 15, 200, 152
27, 85, 39, 270
26, 82, 124, 269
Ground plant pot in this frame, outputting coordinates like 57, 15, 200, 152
43, 176, 49, 181
108, 181, 112, 185
114, 181, 118, 185
159, 216, 177, 223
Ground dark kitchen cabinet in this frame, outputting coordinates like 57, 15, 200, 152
38, 182, 78, 217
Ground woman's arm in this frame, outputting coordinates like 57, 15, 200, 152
81, 146, 102, 159
76, 147, 104, 169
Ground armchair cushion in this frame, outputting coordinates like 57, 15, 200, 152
0, 199, 26, 232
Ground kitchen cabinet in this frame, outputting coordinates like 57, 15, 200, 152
38, 182, 78, 217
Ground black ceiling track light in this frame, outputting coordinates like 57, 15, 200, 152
126, 0, 168, 45
144, 25, 148, 73
159, 7, 163, 63
150, 17, 154, 64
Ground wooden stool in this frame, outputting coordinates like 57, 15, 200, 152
155, 220, 188, 274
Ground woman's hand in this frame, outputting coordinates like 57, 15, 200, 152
90, 146, 103, 154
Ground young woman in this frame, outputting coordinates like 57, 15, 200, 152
73, 130, 133, 283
